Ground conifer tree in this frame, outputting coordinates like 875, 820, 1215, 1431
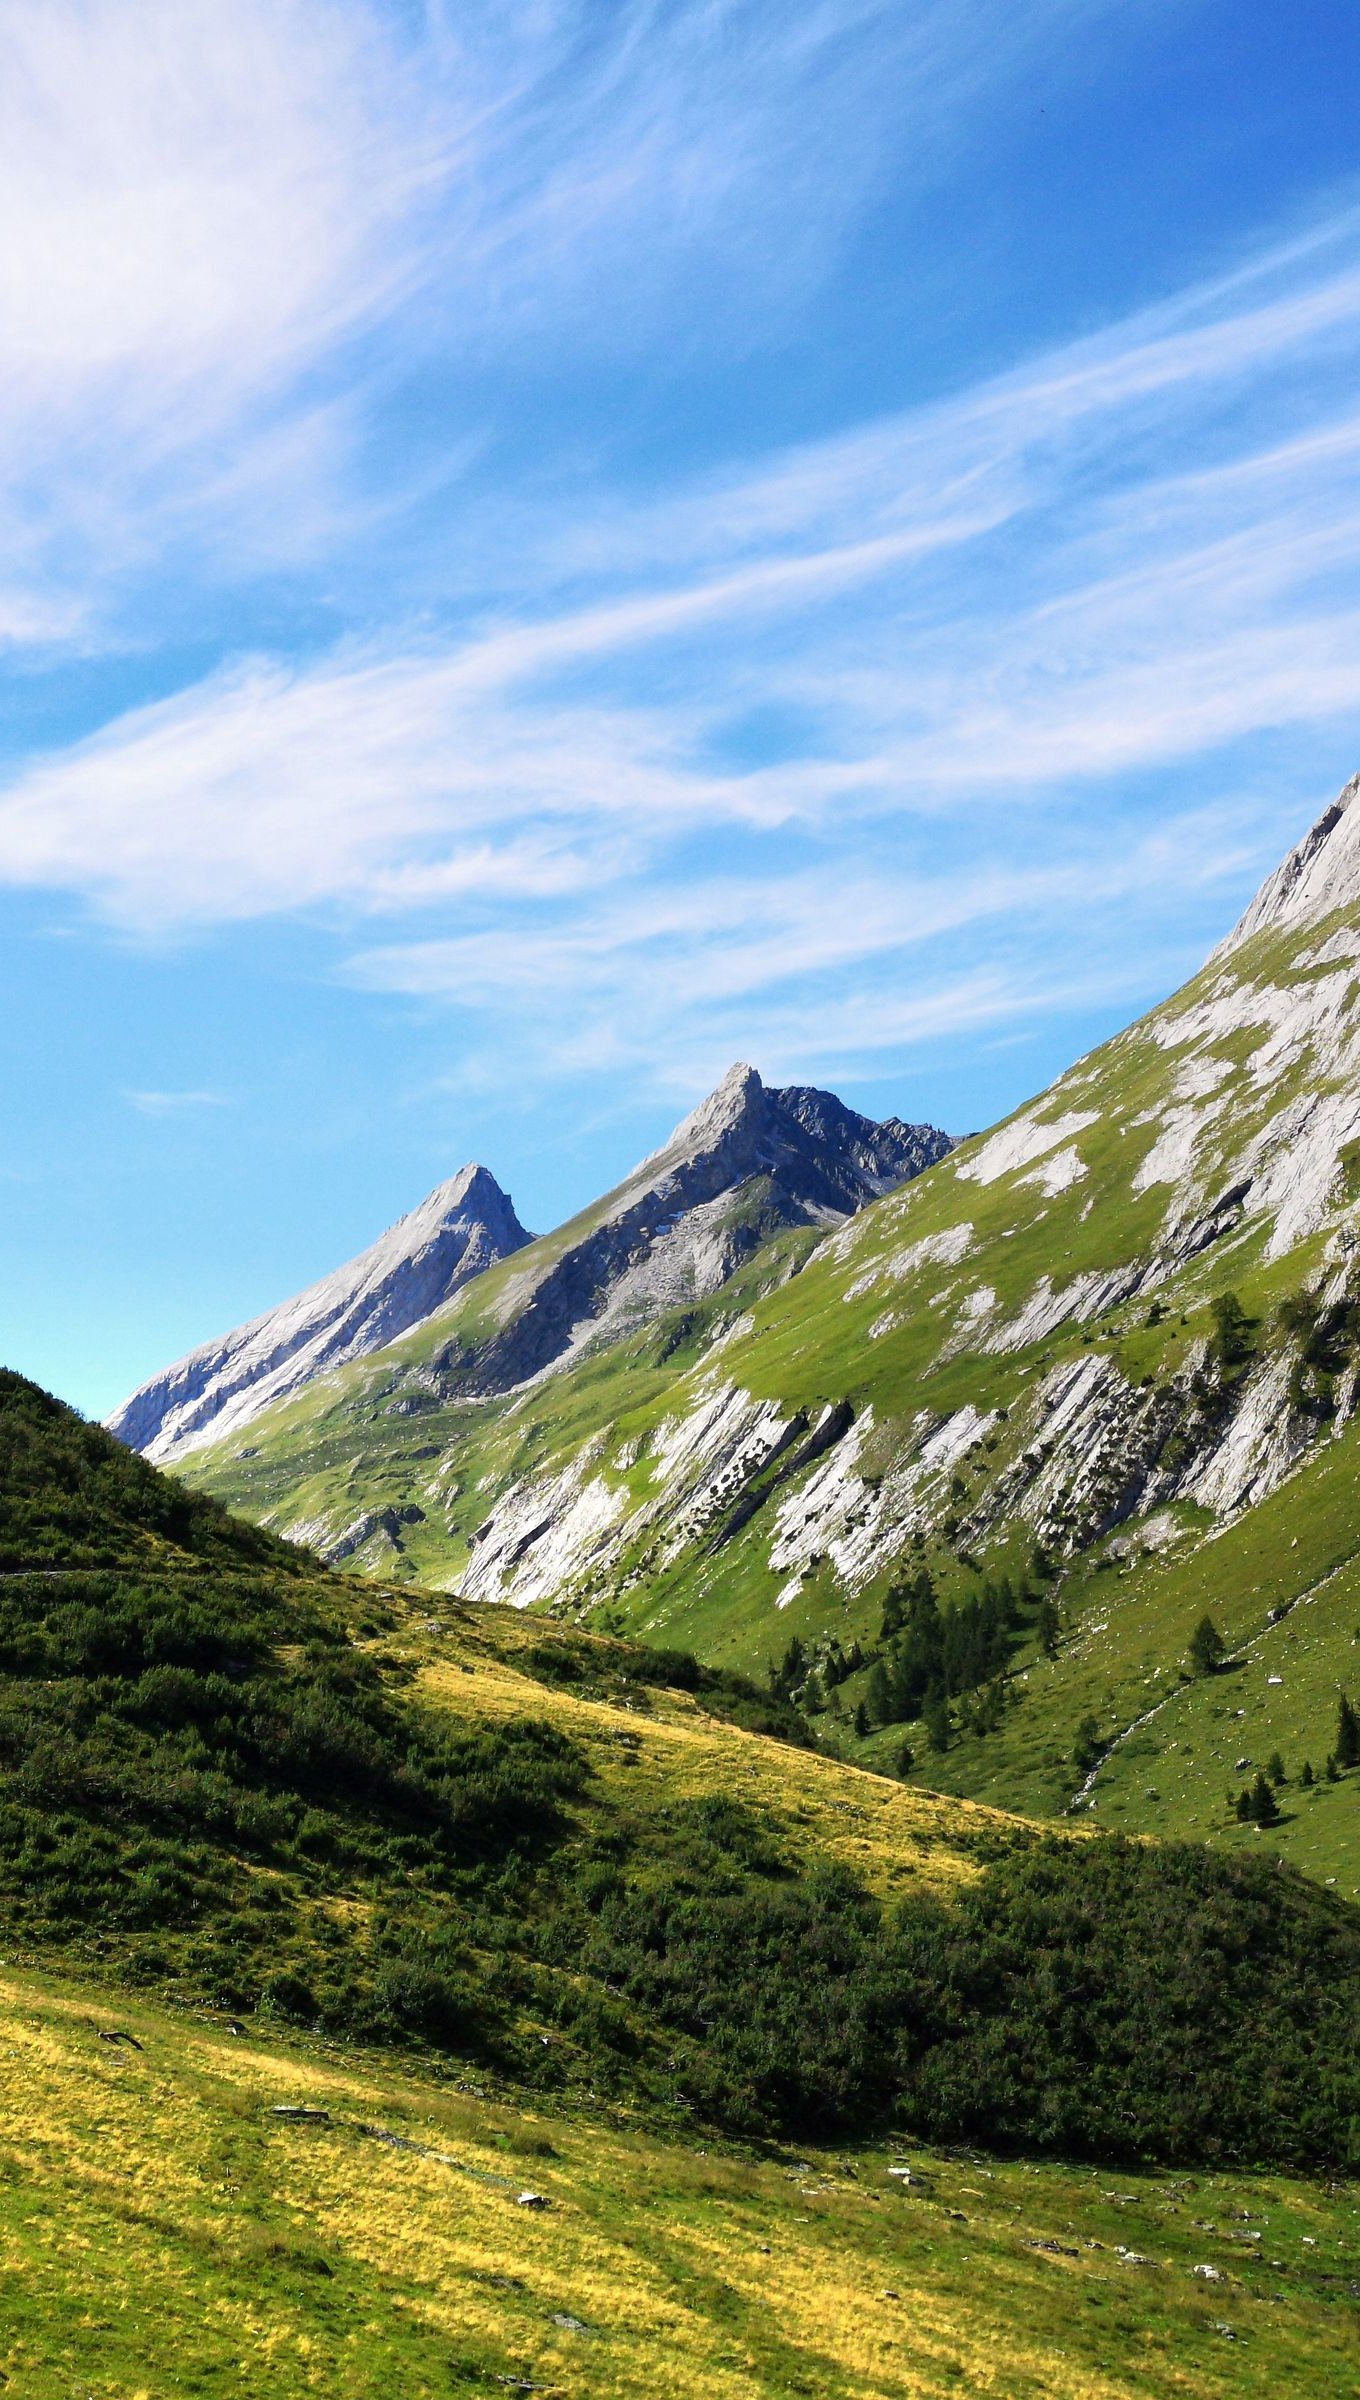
924, 1694, 952, 1754
1234, 1786, 1253, 1822
865, 1660, 893, 1728
1266, 1751, 1287, 1786
1188, 1614, 1226, 1675
1250, 1770, 1281, 1827
1072, 1714, 1104, 1774
1037, 1596, 1061, 1658
1300, 1759, 1315, 1788
1335, 1691, 1360, 1770
852, 1701, 869, 1740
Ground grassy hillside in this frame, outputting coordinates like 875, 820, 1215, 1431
841, 1407, 1360, 1892
6, 1366, 1360, 2176
5, 1962, 1360, 2400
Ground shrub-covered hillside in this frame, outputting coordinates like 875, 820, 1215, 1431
2, 1370, 1359, 2171
0, 1368, 312, 1574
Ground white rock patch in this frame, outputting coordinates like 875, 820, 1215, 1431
458, 1462, 627, 1608
1133, 1106, 1205, 1193
1021, 1144, 1088, 1196
843, 1220, 974, 1302
957, 1109, 1098, 1187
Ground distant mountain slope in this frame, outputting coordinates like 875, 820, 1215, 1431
123, 1064, 950, 1512
108, 1164, 532, 1464
395, 1063, 954, 1401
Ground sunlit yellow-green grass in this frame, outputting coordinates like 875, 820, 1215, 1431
400, 1595, 1039, 1901
1, 1963, 1357, 2399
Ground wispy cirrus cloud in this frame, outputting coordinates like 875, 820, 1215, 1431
4, 9, 1360, 1099
4, 209, 1360, 895
0, 0, 1103, 639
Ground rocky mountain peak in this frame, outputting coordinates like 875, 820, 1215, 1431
108, 1163, 532, 1464
1220, 769, 1360, 952
415, 1068, 955, 1396
637, 1062, 765, 1169
637, 1062, 950, 1202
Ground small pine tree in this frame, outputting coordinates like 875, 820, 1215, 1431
1209, 1289, 1252, 1369
1335, 1691, 1360, 1770
1326, 1753, 1341, 1782
924, 1694, 952, 1754
1188, 1614, 1226, 1676
1234, 1786, 1254, 1823
865, 1660, 894, 1728
1266, 1750, 1288, 1786
1250, 1770, 1280, 1827
852, 1702, 870, 1740
879, 1583, 907, 1642
894, 1739, 916, 1779
1300, 1758, 1315, 1788
1037, 1596, 1061, 1658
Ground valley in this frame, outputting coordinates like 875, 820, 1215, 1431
145, 777, 1360, 1886
15, 790, 1360, 2394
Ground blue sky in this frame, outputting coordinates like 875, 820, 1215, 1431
6, 0, 1360, 1420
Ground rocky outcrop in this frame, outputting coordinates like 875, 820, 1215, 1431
108, 1165, 531, 1464
1219, 770, 1360, 951
424, 1065, 954, 1397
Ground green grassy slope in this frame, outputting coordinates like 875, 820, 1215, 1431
846, 1411, 1360, 1892
7, 1962, 1360, 2400
6, 1367, 1360, 2179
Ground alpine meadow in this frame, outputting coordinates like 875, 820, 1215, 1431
7, 3, 1360, 2394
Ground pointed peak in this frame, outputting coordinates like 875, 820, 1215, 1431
1220, 770, 1360, 952
640, 1063, 767, 1170
393, 1163, 516, 1239
433, 1161, 505, 1205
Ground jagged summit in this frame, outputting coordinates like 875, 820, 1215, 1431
637, 1062, 950, 1209
1221, 769, 1360, 951
108, 1162, 532, 1465
416, 1065, 955, 1401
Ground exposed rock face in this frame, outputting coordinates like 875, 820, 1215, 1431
108, 1165, 531, 1464
401, 775, 1360, 1612
426, 1064, 955, 1396
1219, 769, 1360, 950
115, 1067, 952, 1474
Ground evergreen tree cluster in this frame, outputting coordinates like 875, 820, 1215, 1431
1235, 1771, 1281, 1827
1277, 1286, 1360, 1417
866, 1567, 1026, 1734
1230, 1698, 1360, 1819
768, 1631, 862, 1711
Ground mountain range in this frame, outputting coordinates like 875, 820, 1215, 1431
10, 784, 1360, 2394
111, 1066, 953, 1466
118, 772, 1360, 1889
